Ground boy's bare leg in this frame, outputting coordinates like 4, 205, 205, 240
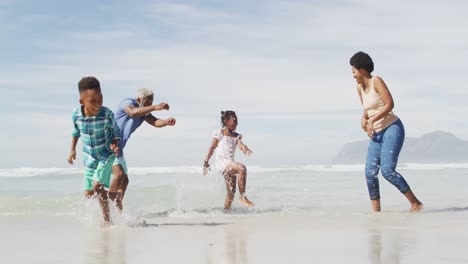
403, 189, 423, 212
98, 198, 111, 225
109, 165, 129, 212
224, 173, 236, 212
93, 182, 111, 225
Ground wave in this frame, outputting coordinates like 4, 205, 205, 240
2, 163, 468, 177
0, 167, 83, 177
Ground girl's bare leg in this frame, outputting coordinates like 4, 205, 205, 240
224, 162, 255, 208
236, 164, 254, 207
224, 173, 236, 211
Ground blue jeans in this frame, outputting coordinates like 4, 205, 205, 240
365, 119, 410, 200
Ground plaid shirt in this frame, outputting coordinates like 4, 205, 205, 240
72, 106, 121, 169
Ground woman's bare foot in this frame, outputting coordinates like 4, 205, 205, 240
240, 194, 255, 207
403, 190, 423, 212
410, 202, 423, 212
371, 199, 381, 212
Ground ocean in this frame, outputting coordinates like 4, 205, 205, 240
1, 164, 468, 263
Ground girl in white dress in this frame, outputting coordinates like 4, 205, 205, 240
203, 111, 255, 211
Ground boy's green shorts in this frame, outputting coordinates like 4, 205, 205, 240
83, 155, 115, 191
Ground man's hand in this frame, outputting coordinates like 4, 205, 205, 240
67, 151, 76, 165
110, 143, 120, 156
165, 117, 176, 126
154, 103, 170, 111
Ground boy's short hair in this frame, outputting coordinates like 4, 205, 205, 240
349, 51, 374, 73
136, 88, 154, 99
78, 76, 101, 93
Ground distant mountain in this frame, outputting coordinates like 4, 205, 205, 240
332, 131, 468, 164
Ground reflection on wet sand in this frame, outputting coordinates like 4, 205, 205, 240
225, 227, 248, 264
205, 225, 249, 264
84, 227, 127, 264
368, 216, 422, 264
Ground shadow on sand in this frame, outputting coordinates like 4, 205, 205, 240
131, 221, 231, 228
142, 207, 285, 219
426, 207, 468, 213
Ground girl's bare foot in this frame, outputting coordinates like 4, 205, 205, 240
240, 194, 255, 207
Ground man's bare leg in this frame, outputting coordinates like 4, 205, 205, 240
109, 164, 128, 212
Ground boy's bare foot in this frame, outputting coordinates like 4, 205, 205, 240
410, 202, 423, 212
240, 194, 255, 207
103, 220, 112, 228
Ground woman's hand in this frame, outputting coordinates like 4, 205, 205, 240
361, 115, 368, 132
366, 119, 375, 138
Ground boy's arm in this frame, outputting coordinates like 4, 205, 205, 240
68, 137, 79, 165
124, 103, 169, 118
69, 113, 81, 165
145, 114, 176, 128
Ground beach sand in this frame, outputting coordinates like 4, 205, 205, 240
2, 165, 468, 263
2, 210, 468, 264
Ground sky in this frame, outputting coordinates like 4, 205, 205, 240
0, 0, 467, 168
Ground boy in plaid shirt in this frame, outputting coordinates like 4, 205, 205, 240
67, 76, 120, 225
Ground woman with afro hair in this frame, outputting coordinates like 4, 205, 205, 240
350, 51, 423, 212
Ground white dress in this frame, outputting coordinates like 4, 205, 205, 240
213, 129, 242, 174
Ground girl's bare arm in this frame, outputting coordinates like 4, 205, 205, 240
203, 138, 219, 175
238, 139, 252, 156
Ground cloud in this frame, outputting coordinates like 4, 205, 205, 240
0, 0, 15, 6
148, 2, 232, 21
67, 30, 137, 41
1, 0, 468, 167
